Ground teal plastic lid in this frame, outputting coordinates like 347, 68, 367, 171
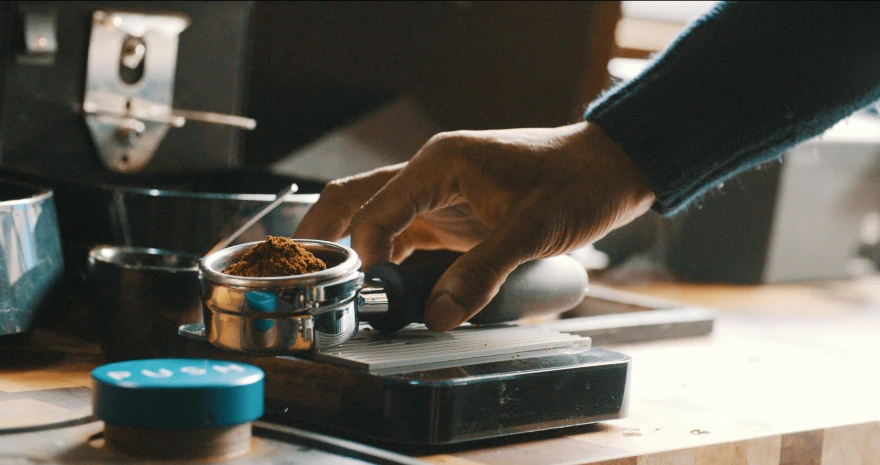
92, 358, 264, 430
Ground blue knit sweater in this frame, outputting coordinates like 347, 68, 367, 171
583, 1, 880, 215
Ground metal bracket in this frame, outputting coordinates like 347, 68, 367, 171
83, 10, 256, 174
83, 10, 189, 173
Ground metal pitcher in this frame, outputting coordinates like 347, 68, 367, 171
0, 179, 64, 336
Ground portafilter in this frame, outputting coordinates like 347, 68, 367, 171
192, 240, 589, 355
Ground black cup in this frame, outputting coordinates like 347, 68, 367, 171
87, 246, 201, 361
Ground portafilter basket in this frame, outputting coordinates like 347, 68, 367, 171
197, 240, 363, 354
195, 239, 590, 355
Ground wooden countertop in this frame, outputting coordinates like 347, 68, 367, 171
422, 276, 880, 465
4, 277, 880, 464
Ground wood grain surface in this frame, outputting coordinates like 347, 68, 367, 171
3, 277, 880, 464
421, 276, 880, 464
0, 332, 100, 431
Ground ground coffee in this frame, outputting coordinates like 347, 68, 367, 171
224, 236, 327, 277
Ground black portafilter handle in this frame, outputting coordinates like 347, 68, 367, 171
360, 254, 589, 333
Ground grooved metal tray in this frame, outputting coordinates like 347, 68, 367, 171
305, 324, 591, 371
178, 323, 631, 446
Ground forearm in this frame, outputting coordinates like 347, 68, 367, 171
584, 1, 880, 215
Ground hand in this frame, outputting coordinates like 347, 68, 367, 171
294, 122, 655, 331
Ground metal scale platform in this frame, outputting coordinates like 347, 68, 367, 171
178, 323, 632, 446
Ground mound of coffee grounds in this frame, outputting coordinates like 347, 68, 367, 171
224, 236, 327, 277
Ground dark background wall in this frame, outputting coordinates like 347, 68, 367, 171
0, 1, 620, 176
244, 1, 620, 167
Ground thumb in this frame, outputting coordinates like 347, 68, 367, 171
422, 231, 527, 332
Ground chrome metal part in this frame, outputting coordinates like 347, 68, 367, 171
171, 109, 257, 131
113, 118, 146, 148
199, 240, 365, 353
120, 36, 146, 70
356, 280, 389, 318
0, 180, 64, 336
82, 10, 258, 174
205, 299, 359, 354
83, 10, 189, 173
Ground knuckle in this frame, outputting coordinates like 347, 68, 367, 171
348, 208, 370, 230
317, 181, 357, 218
455, 254, 505, 301
320, 179, 349, 201
321, 174, 381, 218
350, 210, 393, 237
425, 130, 472, 155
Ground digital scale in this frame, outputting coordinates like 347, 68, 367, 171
178, 322, 631, 446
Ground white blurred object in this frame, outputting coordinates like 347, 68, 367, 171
271, 96, 445, 182
621, 1, 718, 24
568, 245, 610, 271
608, 57, 652, 82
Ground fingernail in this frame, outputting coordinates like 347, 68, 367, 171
424, 293, 467, 332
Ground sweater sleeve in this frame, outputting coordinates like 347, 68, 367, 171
583, 1, 880, 215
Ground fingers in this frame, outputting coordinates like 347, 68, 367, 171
294, 164, 405, 241
350, 157, 454, 269
389, 222, 441, 263
422, 216, 532, 332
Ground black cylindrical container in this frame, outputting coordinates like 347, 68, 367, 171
87, 246, 201, 361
